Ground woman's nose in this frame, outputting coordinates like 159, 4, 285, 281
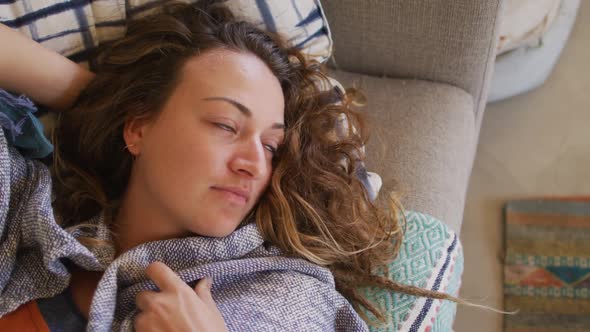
231, 139, 267, 178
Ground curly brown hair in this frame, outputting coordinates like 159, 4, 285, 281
51, 0, 462, 327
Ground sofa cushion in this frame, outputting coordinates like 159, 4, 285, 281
362, 210, 463, 331
321, 0, 502, 103
329, 69, 476, 234
0, 0, 332, 63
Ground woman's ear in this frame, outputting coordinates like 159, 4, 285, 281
123, 114, 153, 157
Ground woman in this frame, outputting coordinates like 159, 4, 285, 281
0, 1, 459, 331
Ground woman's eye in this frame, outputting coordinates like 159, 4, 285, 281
264, 144, 278, 155
215, 123, 236, 133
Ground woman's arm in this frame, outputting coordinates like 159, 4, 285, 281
0, 23, 94, 111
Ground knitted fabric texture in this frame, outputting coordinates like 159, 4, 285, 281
0, 123, 368, 331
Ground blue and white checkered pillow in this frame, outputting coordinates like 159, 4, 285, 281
0, 0, 332, 63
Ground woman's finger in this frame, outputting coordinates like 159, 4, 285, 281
133, 311, 148, 331
135, 290, 159, 311
193, 277, 215, 305
145, 261, 185, 292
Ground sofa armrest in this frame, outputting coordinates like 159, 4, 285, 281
321, 0, 504, 125
329, 70, 475, 234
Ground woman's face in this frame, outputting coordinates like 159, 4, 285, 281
125, 49, 285, 238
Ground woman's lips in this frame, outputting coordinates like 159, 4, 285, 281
211, 187, 248, 205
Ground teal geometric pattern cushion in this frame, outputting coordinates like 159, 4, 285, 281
362, 211, 464, 332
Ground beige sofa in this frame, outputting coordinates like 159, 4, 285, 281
323, 0, 505, 235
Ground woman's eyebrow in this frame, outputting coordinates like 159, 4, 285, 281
203, 96, 285, 130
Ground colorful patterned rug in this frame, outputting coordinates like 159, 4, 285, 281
503, 197, 590, 332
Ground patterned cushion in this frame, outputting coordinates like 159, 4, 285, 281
0, 0, 332, 63
362, 211, 464, 332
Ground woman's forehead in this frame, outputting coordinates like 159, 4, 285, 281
177, 50, 285, 115
181, 50, 273, 83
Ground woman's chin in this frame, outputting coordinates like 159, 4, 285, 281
191, 220, 241, 238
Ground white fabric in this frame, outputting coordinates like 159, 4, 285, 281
489, 0, 580, 103
497, 0, 561, 54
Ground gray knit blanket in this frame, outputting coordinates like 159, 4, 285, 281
0, 123, 368, 330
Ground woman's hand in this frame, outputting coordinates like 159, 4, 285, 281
134, 261, 228, 332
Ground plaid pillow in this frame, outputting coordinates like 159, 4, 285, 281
0, 0, 332, 63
